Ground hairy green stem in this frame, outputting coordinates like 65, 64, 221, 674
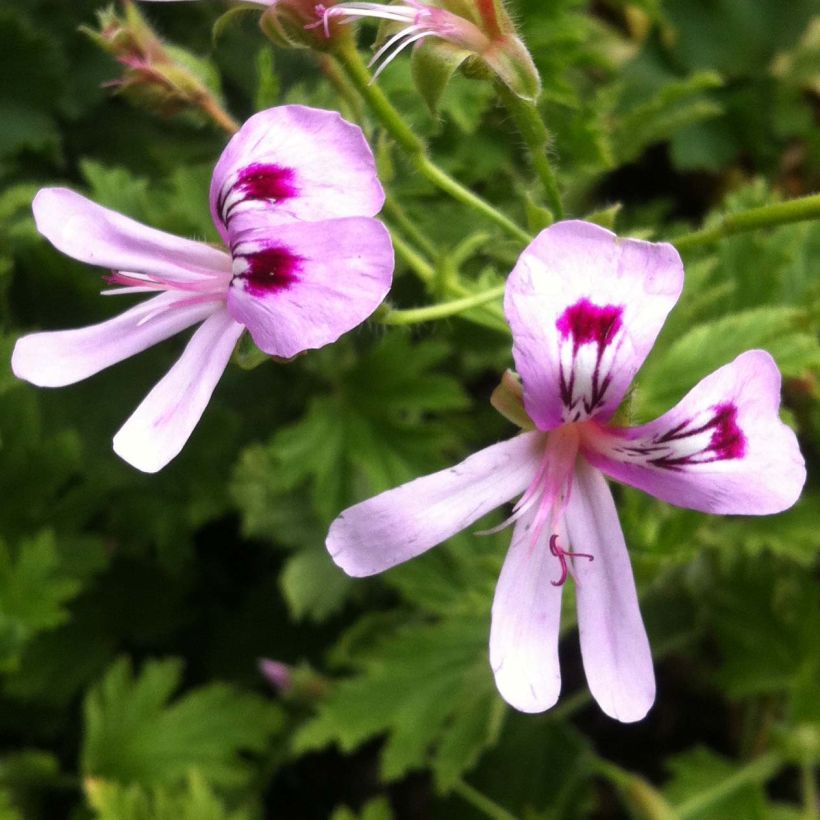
334, 44, 531, 244
495, 82, 563, 218
384, 196, 440, 260
380, 285, 505, 325
389, 230, 436, 283
671, 193, 820, 252
451, 778, 519, 820
675, 752, 782, 818
801, 760, 819, 820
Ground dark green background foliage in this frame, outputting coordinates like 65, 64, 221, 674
0, 0, 818, 817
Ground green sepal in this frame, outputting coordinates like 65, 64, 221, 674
482, 34, 542, 101
411, 40, 471, 115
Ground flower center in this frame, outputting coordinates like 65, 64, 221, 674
487, 425, 592, 586
549, 535, 593, 587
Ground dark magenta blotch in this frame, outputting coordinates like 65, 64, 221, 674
556, 298, 624, 350
708, 403, 746, 460
236, 163, 297, 202
236, 244, 303, 296
219, 163, 298, 224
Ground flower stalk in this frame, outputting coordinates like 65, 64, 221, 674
378, 284, 505, 325
495, 80, 563, 219
333, 42, 532, 243
671, 192, 820, 251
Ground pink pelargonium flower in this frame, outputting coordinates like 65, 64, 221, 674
326, 220, 806, 722
12, 105, 393, 473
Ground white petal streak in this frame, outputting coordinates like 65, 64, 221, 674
11, 292, 218, 388
490, 505, 564, 713
327, 431, 543, 577
33, 188, 231, 283
565, 458, 655, 722
113, 310, 244, 473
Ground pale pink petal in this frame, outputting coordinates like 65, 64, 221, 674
327, 432, 544, 577
226, 217, 394, 358
504, 220, 683, 430
489, 506, 564, 713
33, 188, 232, 284
141, 0, 273, 3
210, 106, 385, 242
11, 293, 219, 387
113, 310, 244, 473
565, 458, 655, 723
583, 350, 806, 515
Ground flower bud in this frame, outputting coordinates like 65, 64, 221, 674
259, 0, 353, 51
84, 1, 224, 118
315, 0, 541, 104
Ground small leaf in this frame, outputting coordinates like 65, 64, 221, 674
82, 657, 283, 788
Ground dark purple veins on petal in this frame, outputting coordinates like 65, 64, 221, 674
556, 298, 623, 353
219, 163, 297, 225
618, 402, 747, 470
556, 299, 625, 419
234, 244, 303, 296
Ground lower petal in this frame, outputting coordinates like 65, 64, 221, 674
226, 217, 394, 359
113, 310, 244, 473
489, 506, 564, 713
327, 431, 543, 577
583, 350, 806, 515
12, 293, 218, 387
565, 458, 655, 723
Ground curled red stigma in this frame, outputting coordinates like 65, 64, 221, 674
549, 534, 593, 587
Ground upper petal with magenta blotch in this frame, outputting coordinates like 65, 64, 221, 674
505, 221, 683, 431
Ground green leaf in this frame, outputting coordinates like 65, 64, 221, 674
663, 747, 771, 819
279, 550, 353, 623
294, 616, 500, 786
612, 71, 724, 164
0, 532, 82, 672
86, 771, 252, 820
331, 796, 393, 820
636, 307, 819, 419
82, 657, 283, 788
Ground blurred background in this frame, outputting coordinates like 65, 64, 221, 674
0, 0, 818, 817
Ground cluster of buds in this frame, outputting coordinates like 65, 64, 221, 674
85, 1, 225, 119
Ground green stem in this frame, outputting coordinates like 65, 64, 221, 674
334, 43, 531, 244
675, 752, 782, 819
451, 778, 518, 820
671, 193, 820, 252
384, 196, 439, 260
380, 285, 505, 325
389, 230, 436, 283
801, 760, 819, 820
495, 82, 563, 218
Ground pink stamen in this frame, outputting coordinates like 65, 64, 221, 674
549, 534, 593, 587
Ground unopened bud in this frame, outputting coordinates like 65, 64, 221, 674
84, 1, 225, 119
259, 0, 353, 51
314, 0, 541, 105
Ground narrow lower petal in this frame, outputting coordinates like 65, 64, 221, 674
504, 221, 683, 430
327, 431, 544, 577
226, 217, 394, 359
210, 105, 385, 241
33, 188, 232, 284
583, 350, 806, 515
565, 458, 655, 723
11, 292, 219, 387
489, 506, 564, 713
113, 310, 244, 473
